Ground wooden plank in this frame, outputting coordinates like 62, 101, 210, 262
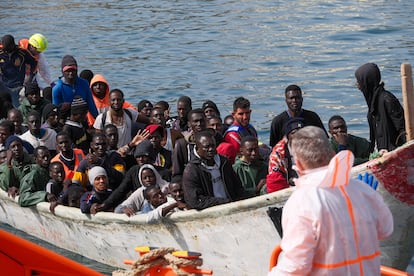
401, 63, 414, 141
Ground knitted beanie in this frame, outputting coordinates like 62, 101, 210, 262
88, 166, 107, 184
134, 140, 155, 161
42, 103, 59, 121
137, 100, 153, 112
61, 55, 78, 72
5, 135, 22, 150
202, 100, 220, 116
24, 82, 41, 96
71, 96, 88, 115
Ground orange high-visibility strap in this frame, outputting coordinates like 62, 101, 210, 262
329, 156, 339, 188
313, 251, 380, 269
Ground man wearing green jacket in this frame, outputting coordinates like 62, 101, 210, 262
0, 135, 33, 198
18, 82, 50, 124
18, 146, 57, 207
232, 136, 268, 196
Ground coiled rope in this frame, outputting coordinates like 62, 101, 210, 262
113, 247, 204, 276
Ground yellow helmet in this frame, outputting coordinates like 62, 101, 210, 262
28, 33, 48, 53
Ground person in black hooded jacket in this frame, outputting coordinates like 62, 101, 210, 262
182, 129, 250, 210
355, 63, 405, 153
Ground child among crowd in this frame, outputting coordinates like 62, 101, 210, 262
46, 162, 66, 198
47, 161, 77, 213
168, 180, 187, 210
232, 136, 267, 196
62, 96, 91, 155
142, 185, 186, 223
114, 164, 168, 217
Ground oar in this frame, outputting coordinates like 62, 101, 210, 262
401, 63, 414, 141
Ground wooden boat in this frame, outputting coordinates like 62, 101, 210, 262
0, 185, 293, 275
0, 140, 413, 275
351, 140, 414, 271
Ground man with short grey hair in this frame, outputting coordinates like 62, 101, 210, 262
270, 126, 393, 275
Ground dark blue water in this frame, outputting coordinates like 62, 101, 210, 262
2, 0, 414, 143
1, 0, 413, 272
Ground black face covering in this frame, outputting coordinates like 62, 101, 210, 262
355, 63, 383, 114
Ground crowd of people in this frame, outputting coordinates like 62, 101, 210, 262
1, 32, 408, 273
0, 33, 406, 223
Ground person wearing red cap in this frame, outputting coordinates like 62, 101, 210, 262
145, 124, 172, 171
149, 107, 183, 151
51, 55, 98, 118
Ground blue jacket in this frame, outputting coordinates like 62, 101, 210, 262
0, 47, 36, 88
80, 188, 112, 213
52, 76, 98, 117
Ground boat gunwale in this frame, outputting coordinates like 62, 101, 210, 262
0, 187, 294, 225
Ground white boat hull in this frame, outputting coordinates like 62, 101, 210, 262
0, 188, 292, 275
1, 142, 414, 274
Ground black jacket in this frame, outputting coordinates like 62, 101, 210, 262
172, 132, 224, 178
355, 63, 405, 151
368, 88, 405, 151
269, 109, 327, 147
182, 154, 250, 210
172, 138, 196, 178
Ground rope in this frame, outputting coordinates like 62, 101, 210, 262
164, 253, 203, 276
120, 247, 204, 276
132, 247, 175, 267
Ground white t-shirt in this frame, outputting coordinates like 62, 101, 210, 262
93, 109, 138, 148
202, 155, 227, 199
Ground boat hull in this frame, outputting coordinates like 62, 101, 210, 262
351, 141, 414, 270
0, 187, 292, 275
1, 142, 413, 274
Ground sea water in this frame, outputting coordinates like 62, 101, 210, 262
2, 0, 414, 143
1, 0, 413, 272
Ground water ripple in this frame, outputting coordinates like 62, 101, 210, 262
2, 0, 414, 144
